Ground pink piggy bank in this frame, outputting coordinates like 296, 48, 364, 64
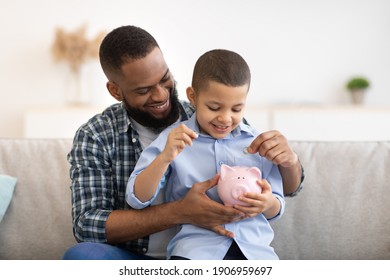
217, 164, 262, 206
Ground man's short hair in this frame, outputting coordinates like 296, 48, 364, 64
99, 25, 159, 78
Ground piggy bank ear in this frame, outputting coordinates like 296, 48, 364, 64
248, 167, 262, 179
220, 164, 234, 180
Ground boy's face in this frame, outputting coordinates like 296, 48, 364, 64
187, 81, 248, 139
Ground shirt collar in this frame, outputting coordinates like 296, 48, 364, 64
115, 103, 131, 134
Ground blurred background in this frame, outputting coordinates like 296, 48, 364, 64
1, 0, 389, 140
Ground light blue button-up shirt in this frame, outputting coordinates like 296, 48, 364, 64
127, 113, 285, 259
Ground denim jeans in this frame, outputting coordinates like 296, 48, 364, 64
61, 242, 157, 260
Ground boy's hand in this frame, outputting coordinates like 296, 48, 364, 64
161, 124, 198, 162
233, 179, 275, 218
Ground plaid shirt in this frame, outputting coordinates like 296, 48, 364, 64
68, 101, 195, 254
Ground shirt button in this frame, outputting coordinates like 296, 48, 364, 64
142, 247, 147, 253
219, 161, 224, 166
132, 138, 137, 143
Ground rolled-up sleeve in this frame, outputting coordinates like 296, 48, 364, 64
126, 174, 166, 209
126, 140, 168, 209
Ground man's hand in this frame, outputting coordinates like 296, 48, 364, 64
176, 175, 244, 238
247, 130, 303, 196
246, 130, 298, 168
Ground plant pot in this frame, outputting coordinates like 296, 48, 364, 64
349, 89, 366, 105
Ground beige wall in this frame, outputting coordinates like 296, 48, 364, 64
1, 0, 390, 137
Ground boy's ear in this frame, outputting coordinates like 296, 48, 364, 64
186, 87, 196, 105
107, 81, 123, 101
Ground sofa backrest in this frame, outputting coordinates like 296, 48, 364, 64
0, 138, 76, 260
272, 141, 390, 259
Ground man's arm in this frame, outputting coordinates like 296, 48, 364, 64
107, 175, 245, 243
278, 156, 303, 196
247, 130, 303, 196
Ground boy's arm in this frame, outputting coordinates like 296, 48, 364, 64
132, 124, 198, 203
262, 192, 281, 219
133, 153, 171, 202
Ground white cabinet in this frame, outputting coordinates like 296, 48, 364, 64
245, 105, 390, 141
23, 105, 105, 138
23, 104, 390, 141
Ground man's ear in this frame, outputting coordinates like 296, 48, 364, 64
107, 81, 123, 101
186, 87, 196, 105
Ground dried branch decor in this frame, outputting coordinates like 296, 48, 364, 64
51, 24, 105, 74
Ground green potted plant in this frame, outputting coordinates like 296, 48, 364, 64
346, 76, 370, 104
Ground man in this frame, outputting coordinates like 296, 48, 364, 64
62, 25, 303, 260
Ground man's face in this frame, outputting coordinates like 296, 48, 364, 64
108, 47, 180, 130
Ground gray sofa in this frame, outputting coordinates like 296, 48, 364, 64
0, 138, 389, 260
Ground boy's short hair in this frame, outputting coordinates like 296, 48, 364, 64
99, 25, 159, 78
191, 49, 251, 92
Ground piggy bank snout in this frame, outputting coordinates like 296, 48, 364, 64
231, 184, 249, 200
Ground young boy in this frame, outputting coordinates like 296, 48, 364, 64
126, 49, 284, 260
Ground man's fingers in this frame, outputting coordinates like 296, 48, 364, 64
247, 130, 280, 155
193, 174, 220, 193
212, 225, 234, 238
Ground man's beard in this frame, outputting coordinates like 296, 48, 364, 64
124, 87, 181, 133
